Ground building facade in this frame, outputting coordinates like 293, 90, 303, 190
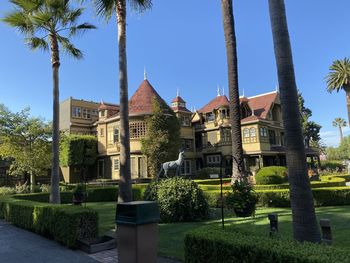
59, 78, 319, 181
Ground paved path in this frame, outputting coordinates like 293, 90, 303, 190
0, 220, 98, 263
0, 220, 182, 263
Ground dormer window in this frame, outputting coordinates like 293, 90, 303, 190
171, 102, 177, 107
206, 112, 215, 122
100, 110, 105, 117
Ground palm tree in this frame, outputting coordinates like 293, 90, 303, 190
333, 117, 347, 144
221, 0, 246, 182
3, 0, 95, 204
268, 0, 321, 242
87, 0, 151, 203
326, 58, 350, 125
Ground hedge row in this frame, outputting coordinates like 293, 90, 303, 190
0, 197, 98, 248
184, 226, 350, 263
15, 186, 145, 204
205, 187, 350, 208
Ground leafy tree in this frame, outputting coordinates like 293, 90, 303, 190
81, 0, 152, 203
221, 0, 246, 182
141, 98, 181, 177
2, 0, 95, 203
298, 92, 322, 147
0, 104, 52, 192
332, 117, 347, 144
60, 134, 98, 181
326, 58, 350, 124
268, 0, 321, 242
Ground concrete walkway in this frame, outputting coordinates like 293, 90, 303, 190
0, 220, 182, 263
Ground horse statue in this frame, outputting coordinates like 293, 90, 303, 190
157, 151, 185, 178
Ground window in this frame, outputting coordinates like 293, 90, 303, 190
100, 128, 104, 137
113, 159, 119, 171
250, 128, 257, 142
92, 109, 99, 116
221, 129, 231, 142
206, 112, 215, 122
130, 122, 147, 139
171, 102, 177, 107
82, 108, 87, 119
87, 109, 91, 119
243, 128, 250, 143
181, 160, 191, 175
113, 128, 119, 144
182, 116, 190, 126
100, 110, 105, 117
269, 130, 276, 145
207, 155, 221, 165
182, 139, 193, 151
72, 107, 81, 118
260, 127, 268, 137
281, 132, 285, 146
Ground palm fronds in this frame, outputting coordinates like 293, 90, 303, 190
326, 58, 350, 92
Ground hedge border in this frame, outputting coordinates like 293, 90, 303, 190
184, 226, 350, 263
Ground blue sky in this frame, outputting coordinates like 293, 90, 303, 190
0, 1, 349, 147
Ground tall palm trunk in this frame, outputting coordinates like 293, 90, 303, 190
344, 84, 350, 126
268, 0, 321, 242
221, 0, 245, 182
49, 33, 61, 204
338, 125, 343, 143
116, 0, 132, 203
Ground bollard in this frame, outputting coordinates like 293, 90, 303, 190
319, 219, 332, 245
116, 201, 160, 263
268, 213, 278, 236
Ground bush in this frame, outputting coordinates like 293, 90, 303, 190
184, 226, 349, 263
204, 186, 350, 208
14, 185, 146, 204
321, 160, 344, 172
144, 178, 209, 222
0, 197, 98, 248
255, 166, 288, 185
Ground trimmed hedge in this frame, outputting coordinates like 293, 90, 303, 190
255, 166, 288, 185
15, 186, 146, 204
0, 197, 98, 248
204, 187, 350, 208
184, 226, 350, 263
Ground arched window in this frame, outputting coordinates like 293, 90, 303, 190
243, 128, 250, 143
250, 128, 257, 142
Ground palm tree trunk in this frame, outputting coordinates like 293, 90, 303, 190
49, 33, 61, 204
30, 171, 36, 193
116, 0, 132, 203
339, 125, 343, 143
221, 0, 245, 183
268, 0, 321, 242
344, 84, 350, 126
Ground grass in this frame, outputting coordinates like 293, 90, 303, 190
86, 202, 350, 261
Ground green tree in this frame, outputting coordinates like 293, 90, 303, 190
141, 98, 181, 177
2, 0, 95, 203
60, 134, 98, 182
0, 104, 52, 192
221, 0, 246, 182
298, 92, 322, 147
83, 0, 151, 202
332, 117, 347, 144
326, 58, 350, 124
268, 0, 321, 242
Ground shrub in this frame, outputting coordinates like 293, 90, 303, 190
204, 187, 350, 208
184, 225, 349, 263
0, 187, 16, 196
0, 197, 98, 248
255, 166, 287, 185
321, 160, 344, 172
144, 178, 209, 222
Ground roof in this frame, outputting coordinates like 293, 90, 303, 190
247, 91, 278, 119
171, 96, 191, 113
198, 95, 229, 113
171, 96, 185, 103
129, 80, 168, 115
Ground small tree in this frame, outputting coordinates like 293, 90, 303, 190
60, 135, 98, 182
141, 98, 181, 177
0, 104, 52, 192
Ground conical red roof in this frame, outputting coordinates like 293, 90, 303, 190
129, 80, 167, 114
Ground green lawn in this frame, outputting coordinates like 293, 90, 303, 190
86, 203, 350, 261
